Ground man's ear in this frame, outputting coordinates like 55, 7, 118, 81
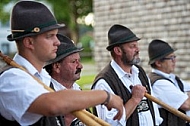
113, 46, 122, 55
23, 37, 34, 49
52, 62, 61, 73
155, 60, 162, 67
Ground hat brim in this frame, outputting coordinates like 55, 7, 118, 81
106, 36, 140, 51
46, 48, 83, 66
7, 23, 65, 41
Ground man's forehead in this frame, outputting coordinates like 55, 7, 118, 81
123, 41, 138, 46
63, 52, 80, 60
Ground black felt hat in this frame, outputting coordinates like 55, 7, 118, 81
7, 1, 64, 41
46, 34, 83, 65
148, 39, 176, 65
106, 24, 140, 51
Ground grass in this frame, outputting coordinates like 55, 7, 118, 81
76, 74, 96, 90
77, 74, 95, 85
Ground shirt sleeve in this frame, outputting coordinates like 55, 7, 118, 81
0, 68, 49, 125
152, 79, 188, 109
92, 79, 126, 126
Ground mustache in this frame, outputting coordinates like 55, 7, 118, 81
75, 68, 81, 74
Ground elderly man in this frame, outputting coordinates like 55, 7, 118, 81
148, 39, 190, 126
45, 34, 85, 126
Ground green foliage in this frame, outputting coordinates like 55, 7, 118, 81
80, 35, 93, 47
0, 0, 15, 24
0, 0, 93, 36
45, 0, 92, 29
79, 24, 94, 59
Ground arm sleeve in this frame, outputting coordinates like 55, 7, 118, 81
92, 79, 126, 126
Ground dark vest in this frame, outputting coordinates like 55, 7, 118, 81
0, 65, 65, 126
149, 72, 186, 126
92, 64, 156, 126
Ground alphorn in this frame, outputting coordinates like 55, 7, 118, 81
130, 85, 190, 122
0, 51, 110, 126
145, 93, 190, 122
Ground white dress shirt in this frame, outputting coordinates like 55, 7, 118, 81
151, 69, 190, 115
0, 53, 51, 125
51, 78, 81, 91
93, 60, 162, 126
50, 78, 82, 124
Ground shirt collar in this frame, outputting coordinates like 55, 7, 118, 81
13, 53, 51, 85
152, 68, 175, 79
51, 78, 66, 90
110, 59, 139, 78
51, 78, 80, 90
13, 53, 38, 75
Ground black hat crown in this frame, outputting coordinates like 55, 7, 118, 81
46, 34, 83, 65
106, 24, 140, 51
148, 39, 176, 65
7, 1, 64, 41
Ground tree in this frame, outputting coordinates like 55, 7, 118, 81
0, 0, 15, 24
48, 0, 93, 43
0, 0, 93, 43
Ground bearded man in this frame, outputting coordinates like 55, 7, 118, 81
91, 24, 163, 126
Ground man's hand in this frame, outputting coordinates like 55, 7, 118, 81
105, 94, 124, 120
131, 85, 146, 103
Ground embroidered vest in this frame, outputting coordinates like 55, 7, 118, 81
92, 64, 156, 126
149, 72, 186, 126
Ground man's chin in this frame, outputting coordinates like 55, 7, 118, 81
50, 54, 56, 60
131, 58, 140, 65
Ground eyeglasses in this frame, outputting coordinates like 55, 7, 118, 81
162, 56, 176, 62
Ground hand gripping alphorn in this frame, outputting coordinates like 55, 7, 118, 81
129, 85, 190, 122
0, 51, 110, 126
145, 93, 190, 122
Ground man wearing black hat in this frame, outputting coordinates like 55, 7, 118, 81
0, 1, 124, 126
91, 24, 162, 126
44, 34, 85, 126
148, 39, 190, 126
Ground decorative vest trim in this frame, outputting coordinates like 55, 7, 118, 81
92, 64, 156, 126
149, 72, 186, 126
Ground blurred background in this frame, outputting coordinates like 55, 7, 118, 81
0, 0, 94, 59
1, 0, 190, 89
0, 0, 95, 89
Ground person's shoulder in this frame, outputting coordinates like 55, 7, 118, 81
134, 64, 144, 70
0, 66, 24, 76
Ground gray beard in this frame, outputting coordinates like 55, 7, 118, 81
121, 54, 140, 66
120, 46, 140, 66
130, 57, 140, 65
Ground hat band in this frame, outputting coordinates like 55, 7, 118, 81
57, 47, 79, 57
12, 20, 57, 38
117, 34, 136, 43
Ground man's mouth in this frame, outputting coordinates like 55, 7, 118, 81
75, 68, 81, 74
